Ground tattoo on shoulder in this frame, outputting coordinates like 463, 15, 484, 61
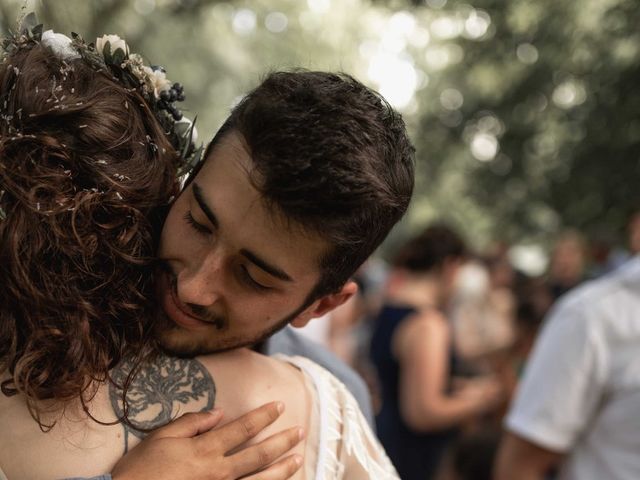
109, 354, 215, 452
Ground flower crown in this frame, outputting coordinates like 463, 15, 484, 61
1, 13, 203, 179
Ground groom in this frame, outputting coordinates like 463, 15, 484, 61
77, 70, 415, 479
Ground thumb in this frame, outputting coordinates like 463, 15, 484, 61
150, 409, 224, 440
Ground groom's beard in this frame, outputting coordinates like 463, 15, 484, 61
153, 308, 296, 357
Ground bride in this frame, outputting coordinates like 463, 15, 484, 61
0, 17, 411, 480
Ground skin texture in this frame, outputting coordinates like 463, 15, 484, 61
0, 348, 309, 480
154, 131, 356, 356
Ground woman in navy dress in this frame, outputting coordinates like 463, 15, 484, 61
370, 225, 503, 479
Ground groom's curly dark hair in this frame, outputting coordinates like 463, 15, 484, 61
0, 42, 183, 428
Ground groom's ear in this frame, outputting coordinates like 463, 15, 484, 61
290, 281, 358, 328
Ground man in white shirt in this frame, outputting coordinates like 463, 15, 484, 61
495, 255, 640, 480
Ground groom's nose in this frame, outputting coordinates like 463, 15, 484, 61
176, 253, 224, 307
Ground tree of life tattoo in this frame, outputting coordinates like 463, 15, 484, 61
109, 355, 215, 453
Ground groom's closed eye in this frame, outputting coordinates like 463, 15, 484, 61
190, 181, 294, 286
184, 211, 212, 235
239, 264, 272, 291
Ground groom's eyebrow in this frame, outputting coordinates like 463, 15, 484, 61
192, 182, 293, 283
240, 249, 293, 282
192, 182, 219, 229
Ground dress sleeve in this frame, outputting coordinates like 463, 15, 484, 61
280, 355, 399, 479
334, 379, 400, 480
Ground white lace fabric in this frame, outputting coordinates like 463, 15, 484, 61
275, 355, 400, 480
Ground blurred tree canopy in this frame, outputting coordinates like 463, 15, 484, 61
1, 0, 638, 251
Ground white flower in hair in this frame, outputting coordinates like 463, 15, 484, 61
175, 117, 198, 144
142, 65, 172, 99
96, 34, 128, 57
41, 30, 80, 60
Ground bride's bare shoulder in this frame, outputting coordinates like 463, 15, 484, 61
196, 349, 310, 422
197, 349, 306, 395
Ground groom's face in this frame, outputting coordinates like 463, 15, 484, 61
154, 131, 329, 355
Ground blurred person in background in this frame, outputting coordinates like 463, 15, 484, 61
587, 228, 629, 279
507, 275, 554, 377
443, 428, 502, 480
369, 224, 504, 480
589, 209, 640, 278
627, 210, 640, 255
495, 253, 640, 480
508, 298, 547, 378
450, 251, 516, 363
325, 262, 388, 369
545, 229, 588, 301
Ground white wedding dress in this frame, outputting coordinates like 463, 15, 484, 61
277, 355, 399, 479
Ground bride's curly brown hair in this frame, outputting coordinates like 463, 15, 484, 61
0, 42, 184, 427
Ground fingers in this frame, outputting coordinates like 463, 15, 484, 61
196, 401, 284, 452
149, 409, 224, 440
229, 426, 305, 478
243, 454, 303, 480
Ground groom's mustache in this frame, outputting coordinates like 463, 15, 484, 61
156, 259, 226, 330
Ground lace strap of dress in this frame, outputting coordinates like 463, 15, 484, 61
275, 354, 399, 479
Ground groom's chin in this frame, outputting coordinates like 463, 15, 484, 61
154, 323, 204, 358
153, 321, 239, 357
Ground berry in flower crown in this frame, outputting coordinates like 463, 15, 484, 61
1, 12, 203, 178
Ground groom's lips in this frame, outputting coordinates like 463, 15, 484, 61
158, 271, 212, 330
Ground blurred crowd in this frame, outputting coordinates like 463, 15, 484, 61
296, 209, 640, 480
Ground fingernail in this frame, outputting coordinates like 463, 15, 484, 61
276, 401, 284, 414
297, 427, 305, 440
294, 455, 303, 467
208, 408, 222, 417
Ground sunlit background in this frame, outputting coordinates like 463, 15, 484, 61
2, 0, 639, 272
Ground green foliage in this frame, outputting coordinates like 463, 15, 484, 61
1, 0, 637, 249
414, 0, 640, 246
